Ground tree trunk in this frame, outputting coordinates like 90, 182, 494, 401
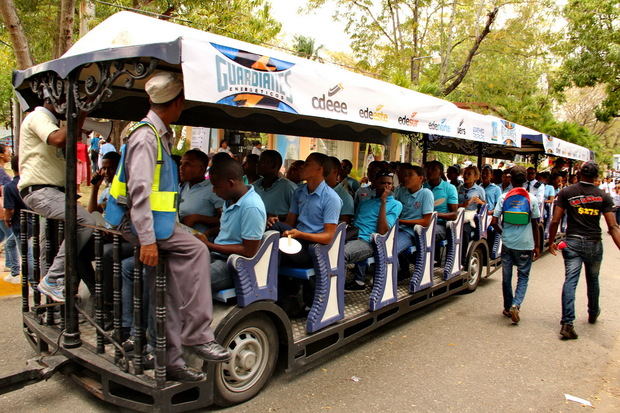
410, 0, 420, 83
57, 0, 77, 58
79, 0, 95, 37
441, 6, 499, 96
0, 0, 34, 69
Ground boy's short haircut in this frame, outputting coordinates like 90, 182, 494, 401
342, 159, 353, 169
402, 163, 425, 178
307, 152, 332, 178
211, 151, 232, 165
327, 156, 342, 175
102, 151, 121, 164
425, 160, 444, 172
510, 165, 527, 186
183, 149, 209, 166
261, 150, 283, 169
209, 157, 244, 182
245, 154, 259, 163
463, 165, 480, 178
580, 161, 599, 179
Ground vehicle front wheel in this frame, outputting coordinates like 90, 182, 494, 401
214, 315, 279, 407
463, 248, 483, 293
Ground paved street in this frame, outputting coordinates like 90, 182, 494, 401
0, 237, 619, 412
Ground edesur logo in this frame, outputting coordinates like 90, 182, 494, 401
398, 112, 419, 127
359, 105, 388, 122
312, 83, 348, 114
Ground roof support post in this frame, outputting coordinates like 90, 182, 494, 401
422, 135, 429, 165
476, 143, 483, 170
63, 71, 81, 349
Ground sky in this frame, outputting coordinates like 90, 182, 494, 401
268, 0, 352, 54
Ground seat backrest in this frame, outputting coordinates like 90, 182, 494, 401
227, 230, 279, 307
369, 222, 399, 311
474, 204, 489, 240
444, 207, 465, 280
410, 211, 437, 292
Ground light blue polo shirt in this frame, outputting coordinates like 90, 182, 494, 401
493, 192, 540, 251
215, 186, 267, 245
423, 180, 458, 215
178, 179, 225, 233
501, 184, 513, 194
252, 176, 298, 217
544, 184, 558, 199
458, 183, 487, 211
354, 196, 402, 242
395, 187, 435, 236
334, 182, 354, 216
291, 181, 342, 234
482, 183, 502, 211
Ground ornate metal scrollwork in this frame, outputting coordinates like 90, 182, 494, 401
29, 59, 158, 114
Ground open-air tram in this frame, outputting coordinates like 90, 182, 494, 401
5, 11, 593, 412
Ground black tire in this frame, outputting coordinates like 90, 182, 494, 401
214, 315, 279, 407
463, 248, 483, 293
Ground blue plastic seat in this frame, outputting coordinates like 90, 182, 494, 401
214, 288, 237, 303
279, 267, 315, 280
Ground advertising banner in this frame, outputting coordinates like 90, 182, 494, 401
543, 135, 592, 161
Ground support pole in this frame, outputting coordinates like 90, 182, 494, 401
63, 73, 81, 349
422, 135, 429, 165
477, 143, 483, 170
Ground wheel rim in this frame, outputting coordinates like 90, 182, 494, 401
220, 327, 270, 393
468, 251, 481, 286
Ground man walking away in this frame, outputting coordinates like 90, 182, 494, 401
548, 162, 620, 340
491, 166, 541, 324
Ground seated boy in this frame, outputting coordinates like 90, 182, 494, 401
178, 149, 224, 238
326, 156, 355, 224
344, 171, 403, 291
396, 165, 434, 254
253, 150, 298, 222
198, 157, 267, 291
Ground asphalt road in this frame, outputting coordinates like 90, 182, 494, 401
0, 237, 619, 412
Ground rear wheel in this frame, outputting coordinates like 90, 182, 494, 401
464, 248, 482, 293
214, 315, 279, 407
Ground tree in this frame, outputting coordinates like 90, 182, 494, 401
556, 0, 619, 122
292, 35, 324, 61
0, 0, 33, 69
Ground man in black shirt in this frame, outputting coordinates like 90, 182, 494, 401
548, 162, 620, 340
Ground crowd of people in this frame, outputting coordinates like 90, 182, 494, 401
8, 71, 620, 381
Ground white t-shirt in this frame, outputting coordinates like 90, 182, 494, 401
18, 107, 64, 190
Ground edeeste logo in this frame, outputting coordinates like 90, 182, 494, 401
312, 83, 348, 114
398, 112, 419, 127
359, 105, 388, 122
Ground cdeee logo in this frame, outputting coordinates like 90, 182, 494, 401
398, 112, 419, 127
359, 105, 388, 122
312, 83, 348, 114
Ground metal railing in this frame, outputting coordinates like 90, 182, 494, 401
19, 210, 168, 387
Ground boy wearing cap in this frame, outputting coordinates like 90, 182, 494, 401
121, 72, 230, 382
549, 162, 620, 340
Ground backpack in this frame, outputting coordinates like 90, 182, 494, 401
502, 188, 531, 225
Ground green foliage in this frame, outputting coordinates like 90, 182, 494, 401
557, 0, 619, 122
291, 35, 323, 60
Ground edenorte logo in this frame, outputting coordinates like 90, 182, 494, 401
457, 119, 466, 135
212, 43, 295, 109
359, 105, 388, 122
428, 118, 451, 133
312, 83, 348, 114
398, 112, 419, 127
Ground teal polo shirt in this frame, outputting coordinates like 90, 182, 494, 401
291, 181, 342, 234
544, 184, 558, 198
178, 179, 225, 233
252, 176, 297, 217
482, 183, 502, 211
354, 196, 403, 242
395, 187, 434, 236
334, 182, 354, 216
215, 186, 267, 245
493, 192, 540, 250
423, 180, 458, 216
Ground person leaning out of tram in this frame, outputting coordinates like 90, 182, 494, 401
196, 157, 267, 292
424, 160, 459, 265
326, 156, 355, 224
178, 149, 224, 240
491, 165, 541, 325
268, 152, 342, 315
110, 71, 230, 382
343, 170, 403, 292
481, 165, 502, 214
253, 149, 299, 222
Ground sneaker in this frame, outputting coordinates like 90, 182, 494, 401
509, 305, 520, 324
3, 274, 20, 284
560, 323, 578, 340
344, 280, 366, 292
502, 309, 511, 318
37, 276, 65, 302
588, 309, 601, 324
